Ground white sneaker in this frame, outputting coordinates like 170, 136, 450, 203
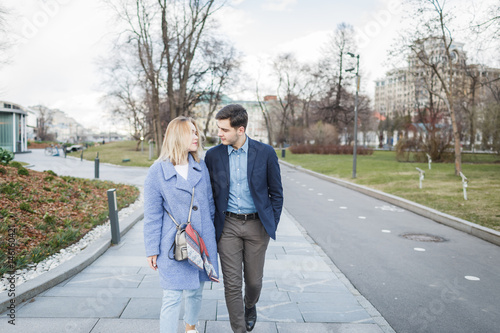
186, 330, 198, 333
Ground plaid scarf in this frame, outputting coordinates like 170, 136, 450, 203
185, 224, 219, 283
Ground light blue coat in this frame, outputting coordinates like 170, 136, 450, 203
143, 154, 218, 290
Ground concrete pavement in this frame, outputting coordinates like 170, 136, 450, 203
1, 150, 395, 332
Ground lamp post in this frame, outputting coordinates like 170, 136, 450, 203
345, 52, 360, 179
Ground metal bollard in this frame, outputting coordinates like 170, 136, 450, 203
80, 150, 83, 161
107, 189, 120, 244
281, 148, 286, 158
95, 152, 100, 179
426, 153, 432, 170
416, 167, 425, 189
459, 172, 468, 200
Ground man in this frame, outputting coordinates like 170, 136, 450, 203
205, 104, 283, 332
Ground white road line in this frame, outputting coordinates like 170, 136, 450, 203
465, 276, 480, 281
382, 230, 391, 233
414, 248, 426, 252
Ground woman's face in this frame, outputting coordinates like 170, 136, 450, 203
187, 122, 199, 152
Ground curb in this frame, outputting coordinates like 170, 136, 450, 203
0, 206, 144, 313
279, 160, 500, 247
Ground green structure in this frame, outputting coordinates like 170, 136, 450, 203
0, 101, 28, 153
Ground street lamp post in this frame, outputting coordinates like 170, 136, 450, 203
345, 52, 360, 179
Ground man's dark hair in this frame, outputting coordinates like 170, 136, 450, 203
215, 104, 248, 130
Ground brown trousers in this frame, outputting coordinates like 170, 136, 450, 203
218, 215, 270, 333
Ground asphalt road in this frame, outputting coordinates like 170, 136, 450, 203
280, 163, 500, 333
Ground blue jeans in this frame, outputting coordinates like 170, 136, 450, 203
160, 282, 205, 333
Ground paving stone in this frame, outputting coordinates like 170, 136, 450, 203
206, 320, 278, 333
275, 277, 345, 293
90, 318, 160, 333
276, 322, 384, 333
298, 302, 374, 323
64, 273, 145, 288
92, 255, 146, 267
119, 297, 161, 319
288, 291, 359, 304
0, 318, 98, 333
44, 286, 161, 298
15, 296, 130, 318
138, 274, 161, 289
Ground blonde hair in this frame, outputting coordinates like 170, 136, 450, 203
157, 117, 202, 165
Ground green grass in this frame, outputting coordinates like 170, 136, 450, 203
67, 141, 158, 167
281, 150, 500, 231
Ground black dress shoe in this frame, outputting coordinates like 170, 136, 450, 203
245, 305, 257, 331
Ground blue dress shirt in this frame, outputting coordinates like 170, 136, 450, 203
227, 137, 257, 214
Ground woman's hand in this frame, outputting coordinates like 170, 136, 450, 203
147, 255, 158, 271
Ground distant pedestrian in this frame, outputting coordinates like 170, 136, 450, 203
144, 116, 218, 333
205, 104, 283, 332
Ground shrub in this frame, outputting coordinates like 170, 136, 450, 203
0, 148, 14, 165
18, 167, 30, 176
289, 144, 374, 155
45, 170, 57, 176
0, 167, 6, 175
9, 161, 23, 169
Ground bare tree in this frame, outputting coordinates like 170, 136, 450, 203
104, 0, 165, 154
272, 53, 315, 144
31, 106, 55, 141
197, 37, 241, 138
403, 0, 464, 175
158, 0, 220, 120
99, 51, 150, 150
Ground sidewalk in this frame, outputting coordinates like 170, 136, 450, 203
1, 150, 394, 332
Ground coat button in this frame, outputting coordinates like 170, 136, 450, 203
193, 206, 198, 211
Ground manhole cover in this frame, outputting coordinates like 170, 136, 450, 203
400, 233, 446, 242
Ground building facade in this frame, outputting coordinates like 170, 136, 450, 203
0, 101, 29, 153
374, 39, 500, 146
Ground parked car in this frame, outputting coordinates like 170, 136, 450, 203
66, 145, 83, 152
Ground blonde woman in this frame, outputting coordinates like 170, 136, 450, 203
144, 116, 218, 333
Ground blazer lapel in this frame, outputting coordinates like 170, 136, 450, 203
247, 137, 257, 179
220, 145, 230, 182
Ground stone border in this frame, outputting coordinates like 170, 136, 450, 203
279, 160, 500, 247
0, 207, 144, 312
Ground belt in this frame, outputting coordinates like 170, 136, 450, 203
225, 211, 259, 221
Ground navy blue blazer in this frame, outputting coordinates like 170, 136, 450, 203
205, 137, 283, 241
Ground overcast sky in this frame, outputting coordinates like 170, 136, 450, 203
0, 0, 497, 132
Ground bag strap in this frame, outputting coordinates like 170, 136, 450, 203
165, 187, 195, 228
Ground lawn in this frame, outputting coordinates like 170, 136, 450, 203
67, 140, 158, 167
281, 150, 500, 231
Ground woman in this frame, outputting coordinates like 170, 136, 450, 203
143, 116, 218, 333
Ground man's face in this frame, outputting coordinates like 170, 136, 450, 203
217, 119, 243, 147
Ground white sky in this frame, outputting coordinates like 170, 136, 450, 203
0, 0, 497, 132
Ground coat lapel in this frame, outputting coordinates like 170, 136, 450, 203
159, 155, 202, 194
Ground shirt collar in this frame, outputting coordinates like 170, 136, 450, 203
227, 135, 249, 155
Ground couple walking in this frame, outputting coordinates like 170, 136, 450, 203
143, 104, 284, 333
